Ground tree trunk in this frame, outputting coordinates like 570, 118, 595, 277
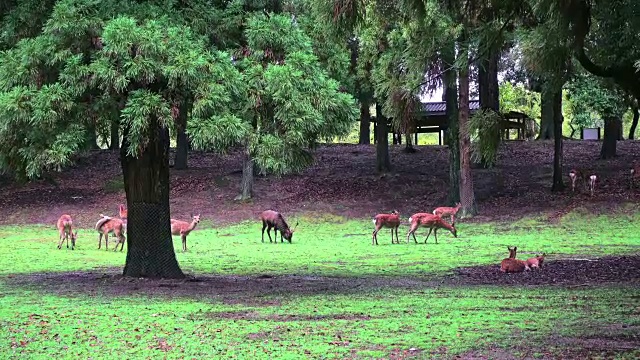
600, 115, 619, 159
174, 101, 189, 170
551, 90, 565, 192
120, 116, 184, 279
375, 102, 391, 172
442, 41, 460, 205
538, 85, 554, 139
85, 121, 99, 150
458, 45, 477, 218
403, 132, 416, 153
237, 146, 254, 200
358, 100, 371, 144
629, 106, 639, 140
109, 119, 119, 150
479, 43, 500, 112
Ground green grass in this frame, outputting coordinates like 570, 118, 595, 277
1, 211, 639, 358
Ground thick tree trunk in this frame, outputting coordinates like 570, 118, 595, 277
442, 41, 460, 205
458, 46, 477, 218
358, 100, 371, 144
120, 116, 184, 279
551, 90, 565, 192
630, 106, 639, 140
174, 101, 189, 170
237, 146, 254, 200
600, 115, 619, 159
375, 102, 391, 172
538, 86, 554, 139
479, 44, 500, 112
109, 119, 119, 150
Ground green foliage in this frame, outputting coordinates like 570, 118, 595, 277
469, 109, 502, 168
499, 82, 541, 120
565, 71, 628, 129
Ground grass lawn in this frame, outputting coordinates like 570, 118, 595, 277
0, 210, 639, 358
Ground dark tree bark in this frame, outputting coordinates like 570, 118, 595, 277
85, 121, 99, 150
478, 44, 500, 112
174, 100, 189, 170
403, 132, 416, 153
358, 100, 371, 144
600, 115, 619, 159
551, 90, 565, 192
629, 105, 639, 140
237, 146, 254, 200
109, 119, 119, 150
538, 86, 555, 139
442, 41, 460, 205
458, 45, 477, 218
375, 102, 391, 172
120, 116, 184, 279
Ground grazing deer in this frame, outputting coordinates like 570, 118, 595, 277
526, 253, 546, 270
588, 174, 597, 197
568, 169, 580, 193
500, 246, 530, 273
260, 210, 298, 243
95, 215, 126, 251
372, 210, 401, 245
630, 164, 640, 189
56, 214, 77, 250
432, 203, 462, 224
569, 169, 597, 195
406, 213, 457, 244
171, 214, 201, 252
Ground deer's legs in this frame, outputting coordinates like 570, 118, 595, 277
104, 233, 109, 250
424, 227, 433, 243
266, 226, 273, 243
98, 233, 103, 249
372, 228, 379, 245
182, 234, 187, 252
261, 222, 267, 243
57, 233, 65, 249
434, 228, 439, 244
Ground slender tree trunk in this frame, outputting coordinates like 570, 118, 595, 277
359, 100, 371, 144
600, 115, 619, 159
174, 101, 189, 170
109, 119, 119, 150
375, 102, 391, 172
403, 132, 416, 153
538, 86, 554, 139
237, 145, 254, 200
120, 116, 184, 279
629, 106, 639, 140
458, 45, 477, 218
551, 90, 565, 192
442, 41, 460, 205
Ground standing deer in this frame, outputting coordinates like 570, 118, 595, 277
260, 210, 298, 243
568, 169, 580, 193
56, 214, 78, 250
526, 253, 546, 270
406, 213, 457, 244
588, 174, 597, 197
500, 246, 530, 273
568, 169, 597, 195
432, 203, 462, 224
171, 214, 200, 252
95, 215, 126, 251
372, 210, 401, 245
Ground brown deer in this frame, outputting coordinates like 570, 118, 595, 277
432, 203, 462, 224
526, 253, 546, 270
406, 213, 457, 244
171, 214, 201, 252
260, 210, 298, 243
372, 210, 401, 245
95, 215, 126, 251
500, 246, 530, 273
56, 214, 77, 250
119, 204, 127, 219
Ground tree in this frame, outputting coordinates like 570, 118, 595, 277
458, 40, 477, 217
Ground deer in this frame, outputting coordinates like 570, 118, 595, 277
118, 204, 128, 232
526, 253, 546, 270
500, 246, 530, 273
432, 203, 462, 224
95, 214, 126, 251
406, 213, 457, 244
372, 210, 401, 245
170, 214, 201, 252
260, 210, 298, 243
588, 174, 597, 197
568, 169, 597, 195
56, 214, 78, 250
630, 163, 640, 189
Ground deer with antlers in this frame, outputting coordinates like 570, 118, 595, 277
95, 214, 126, 251
432, 203, 462, 224
372, 210, 401, 245
406, 213, 457, 244
171, 214, 201, 252
260, 210, 298, 243
56, 214, 78, 250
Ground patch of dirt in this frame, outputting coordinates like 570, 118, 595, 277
1, 141, 640, 227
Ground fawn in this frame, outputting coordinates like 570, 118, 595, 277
260, 210, 298, 243
56, 214, 77, 250
500, 246, 530, 273
372, 210, 401, 245
171, 214, 201, 252
432, 203, 462, 224
526, 253, 546, 270
406, 213, 457, 244
95, 215, 126, 251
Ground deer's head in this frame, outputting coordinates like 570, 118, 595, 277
507, 246, 517, 259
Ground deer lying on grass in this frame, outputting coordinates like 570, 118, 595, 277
260, 210, 298, 243
406, 213, 457, 244
568, 169, 597, 196
500, 246, 530, 273
95, 215, 126, 251
630, 164, 640, 189
171, 214, 201, 252
432, 203, 462, 224
372, 210, 401, 245
56, 214, 77, 250
526, 253, 546, 270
